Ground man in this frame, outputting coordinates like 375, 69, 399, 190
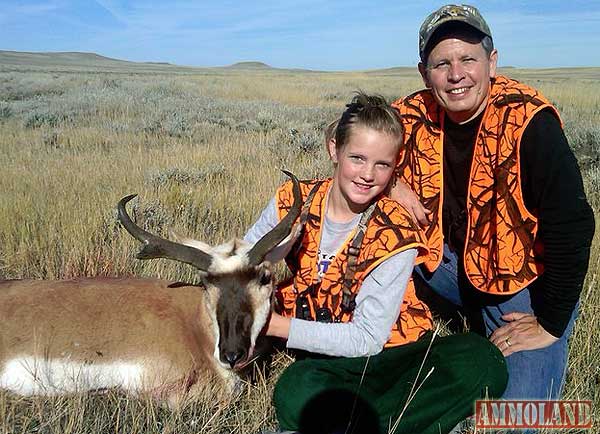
391, 4, 595, 399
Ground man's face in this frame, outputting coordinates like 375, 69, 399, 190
419, 34, 497, 124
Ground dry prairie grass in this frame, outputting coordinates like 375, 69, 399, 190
0, 64, 598, 433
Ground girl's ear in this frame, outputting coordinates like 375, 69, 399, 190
327, 138, 338, 163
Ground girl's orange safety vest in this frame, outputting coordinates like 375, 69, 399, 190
275, 178, 433, 347
392, 75, 560, 295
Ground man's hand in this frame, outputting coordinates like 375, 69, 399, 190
388, 179, 431, 227
490, 312, 559, 357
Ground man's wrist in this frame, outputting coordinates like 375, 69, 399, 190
536, 315, 565, 339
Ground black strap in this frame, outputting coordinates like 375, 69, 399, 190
339, 202, 377, 316
290, 181, 324, 295
291, 181, 378, 320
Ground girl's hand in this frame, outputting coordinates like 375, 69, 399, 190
263, 311, 291, 339
389, 180, 431, 227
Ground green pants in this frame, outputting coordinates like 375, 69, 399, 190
273, 332, 507, 434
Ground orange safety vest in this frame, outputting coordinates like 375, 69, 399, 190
392, 75, 560, 295
275, 178, 433, 347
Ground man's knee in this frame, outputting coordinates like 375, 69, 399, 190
436, 333, 508, 398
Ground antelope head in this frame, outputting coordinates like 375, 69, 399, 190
117, 171, 302, 370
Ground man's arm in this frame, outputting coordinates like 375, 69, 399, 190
519, 109, 595, 337
388, 180, 431, 227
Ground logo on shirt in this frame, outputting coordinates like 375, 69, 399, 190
317, 250, 335, 277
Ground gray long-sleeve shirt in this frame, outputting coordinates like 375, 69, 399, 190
244, 198, 417, 357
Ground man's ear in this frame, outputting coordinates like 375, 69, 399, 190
418, 62, 431, 88
488, 49, 498, 79
327, 138, 338, 163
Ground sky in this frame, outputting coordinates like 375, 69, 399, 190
1, 0, 600, 70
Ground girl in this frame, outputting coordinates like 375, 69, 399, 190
245, 93, 507, 434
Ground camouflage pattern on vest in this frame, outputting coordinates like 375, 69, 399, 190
392, 75, 560, 294
276, 179, 433, 347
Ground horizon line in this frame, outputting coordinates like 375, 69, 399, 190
1, 49, 599, 71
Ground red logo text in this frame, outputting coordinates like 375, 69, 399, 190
475, 400, 593, 429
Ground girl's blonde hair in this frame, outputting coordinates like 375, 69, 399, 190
334, 92, 404, 150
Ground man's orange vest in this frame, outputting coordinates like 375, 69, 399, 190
275, 178, 433, 347
392, 75, 560, 295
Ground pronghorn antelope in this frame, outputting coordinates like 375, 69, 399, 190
0, 171, 301, 405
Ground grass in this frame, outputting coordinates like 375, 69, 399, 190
0, 61, 599, 433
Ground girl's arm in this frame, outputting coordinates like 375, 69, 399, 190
244, 197, 278, 244
271, 249, 417, 357
245, 198, 418, 358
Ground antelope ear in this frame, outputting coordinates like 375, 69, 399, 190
263, 221, 303, 263
169, 229, 213, 254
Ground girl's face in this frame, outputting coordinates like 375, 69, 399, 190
328, 126, 398, 214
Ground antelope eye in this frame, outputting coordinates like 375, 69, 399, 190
258, 268, 272, 286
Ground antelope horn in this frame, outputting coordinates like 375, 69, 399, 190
117, 194, 213, 271
247, 170, 302, 266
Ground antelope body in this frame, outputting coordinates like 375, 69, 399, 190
0, 172, 301, 405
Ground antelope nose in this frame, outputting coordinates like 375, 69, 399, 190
224, 350, 245, 368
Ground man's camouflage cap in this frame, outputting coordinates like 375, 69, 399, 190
419, 4, 492, 61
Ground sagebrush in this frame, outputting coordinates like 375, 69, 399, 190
0, 63, 598, 433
